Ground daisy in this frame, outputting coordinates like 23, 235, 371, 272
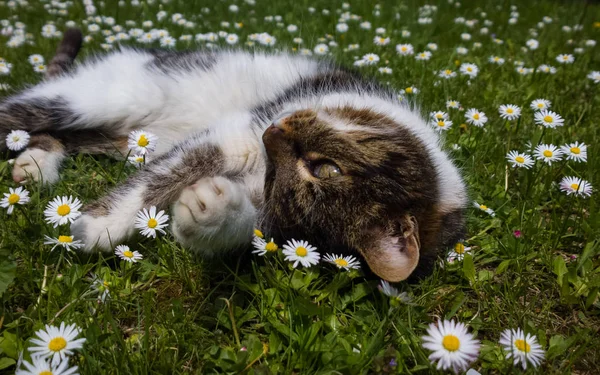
438, 69, 457, 79
128, 130, 158, 155
323, 253, 360, 270
499, 328, 545, 369
464, 108, 488, 127
396, 43, 414, 56
34, 64, 47, 73
421, 320, 480, 374
537, 65, 556, 74
378, 67, 393, 74
16, 356, 78, 375
362, 53, 380, 65
44, 196, 83, 227
488, 56, 505, 65
430, 111, 449, 120
447, 242, 472, 262
587, 71, 600, 83
378, 280, 411, 302
427, 43, 438, 51
415, 51, 432, 61
431, 119, 453, 132
473, 202, 495, 217
559, 176, 593, 197
134, 206, 169, 238
6, 129, 30, 151
556, 54, 574, 64
456, 47, 468, 55
252, 236, 278, 256
373, 36, 390, 46
43, 235, 84, 251
127, 154, 145, 166
560, 142, 587, 162
534, 109, 564, 128
530, 99, 551, 111
253, 228, 264, 238
115, 244, 143, 262
533, 144, 562, 165
526, 39, 539, 50
506, 150, 534, 169
28, 322, 86, 366
498, 104, 521, 121
405, 86, 418, 94
1, 186, 30, 214
313, 43, 328, 55
460, 63, 479, 78
446, 100, 460, 109
28, 54, 45, 65
282, 239, 320, 268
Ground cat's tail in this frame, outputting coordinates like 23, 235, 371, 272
45, 28, 83, 78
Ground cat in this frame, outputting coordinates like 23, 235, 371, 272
0, 29, 467, 282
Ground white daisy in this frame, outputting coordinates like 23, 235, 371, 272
488, 56, 505, 65
415, 51, 432, 61
465, 108, 488, 127
134, 206, 169, 238
1, 186, 30, 214
421, 319, 480, 374
28, 54, 45, 65
556, 54, 574, 64
127, 154, 146, 166
430, 111, 449, 121
313, 43, 329, 55
28, 322, 86, 366
499, 328, 545, 369
16, 355, 78, 375
115, 244, 143, 262
251, 236, 278, 256
438, 69, 457, 79
533, 144, 562, 165
373, 36, 390, 46
588, 71, 600, 84
498, 104, 521, 121
43, 235, 84, 252
431, 119, 453, 132
323, 253, 360, 270
405, 86, 418, 94
127, 130, 158, 155
559, 176, 593, 197
362, 53, 380, 65
473, 201, 495, 217
530, 99, 551, 111
378, 280, 411, 302
6, 130, 30, 151
459, 63, 479, 78
446, 100, 460, 109
560, 142, 587, 162
282, 239, 320, 268
44, 196, 83, 227
396, 43, 414, 56
534, 109, 564, 128
447, 242, 472, 262
33, 64, 47, 73
506, 150, 534, 169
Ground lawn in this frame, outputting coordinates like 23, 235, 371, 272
1, 0, 599, 374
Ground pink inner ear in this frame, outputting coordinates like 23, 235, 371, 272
360, 232, 420, 282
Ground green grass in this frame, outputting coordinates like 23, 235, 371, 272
1, 0, 600, 373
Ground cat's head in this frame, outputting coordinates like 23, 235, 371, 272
261, 107, 465, 282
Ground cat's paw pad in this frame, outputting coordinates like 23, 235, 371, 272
173, 177, 243, 230
12, 148, 64, 184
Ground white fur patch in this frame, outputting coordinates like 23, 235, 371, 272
12, 148, 65, 185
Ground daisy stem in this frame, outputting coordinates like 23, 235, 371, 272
221, 297, 241, 347
35, 264, 48, 308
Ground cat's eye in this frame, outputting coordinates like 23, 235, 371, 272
311, 161, 342, 179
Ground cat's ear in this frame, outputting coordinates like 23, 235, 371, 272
357, 215, 420, 282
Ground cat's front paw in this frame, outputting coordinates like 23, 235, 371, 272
12, 148, 65, 184
172, 176, 255, 254
71, 210, 137, 252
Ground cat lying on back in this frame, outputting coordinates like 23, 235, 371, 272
1, 29, 467, 282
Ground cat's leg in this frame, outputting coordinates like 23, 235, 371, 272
11, 134, 67, 184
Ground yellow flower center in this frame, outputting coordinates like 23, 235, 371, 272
12, 135, 20, 141
48, 337, 67, 352
543, 115, 553, 123
454, 243, 465, 254
442, 335, 460, 352
506, 108, 513, 114
57, 204, 71, 216
135, 157, 144, 162
405, 87, 413, 93
445, 69, 452, 75
254, 229, 264, 238
401, 46, 407, 51
514, 339, 531, 353
571, 183, 580, 191
437, 121, 446, 127
123, 250, 134, 258
265, 241, 278, 252
543, 150, 553, 157
40, 371, 53, 375
570, 147, 580, 154
515, 156, 525, 163
467, 67, 472, 72
103, 281, 109, 288
295, 247, 307, 257
479, 204, 488, 210
137, 135, 149, 147
435, 114, 443, 119
563, 56, 568, 60
334, 258, 349, 267
537, 103, 544, 108
58, 235, 73, 243
473, 113, 480, 120
147, 218, 158, 228
7, 193, 20, 204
